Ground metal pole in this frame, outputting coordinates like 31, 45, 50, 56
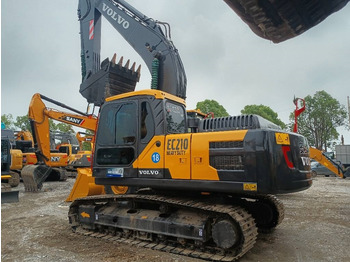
348, 96, 350, 128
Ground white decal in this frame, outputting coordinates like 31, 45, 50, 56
139, 170, 160, 176
102, 3, 129, 29
64, 116, 83, 125
51, 156, 61, 162
301, 157, 310, 166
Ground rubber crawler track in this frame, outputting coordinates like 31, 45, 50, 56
260, 194, 285, 230
235, 194, 285, 233
69, 194, 258, 261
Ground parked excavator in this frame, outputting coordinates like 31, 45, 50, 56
1, 129, 21, 203
63, 0, 350, 261
21, 93, 98, 191
76, 131, 94, 152
292, 97, 349, 179
309, 147, 349, 178
14, 130, 38, 167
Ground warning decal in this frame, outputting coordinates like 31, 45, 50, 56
275, 133, 290, 145
243, 183, 257, 191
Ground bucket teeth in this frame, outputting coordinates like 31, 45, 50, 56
136, 65, 141, 74
110, 53, 140, 74
118, 56, 124, 66
130, 62, 136, 72
125, 59, 130, 69
21, 165, 52, 192
111, 53, 117, 65
81, 52, 141, 106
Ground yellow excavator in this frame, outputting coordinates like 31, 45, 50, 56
292, 97, 349, 179
309, 147, 349, 178
66, 1, 350, 261
14, 0, 344, 260
21, 93, 97, 191
14, 130, 38, 167
1, 129, 21, 203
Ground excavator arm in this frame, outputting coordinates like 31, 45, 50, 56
78, 0, 186, 104
28, 93, 97, 165
21, 93, 98, 191
309, 147, 347, 178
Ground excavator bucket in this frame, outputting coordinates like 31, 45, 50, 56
66, 168, 105, 202
1, 183, 19, 203
1, 190, 19, 203
21, 165, 52, 192
80, 54, 141, 106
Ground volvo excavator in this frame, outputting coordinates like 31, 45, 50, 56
68, 0, 350, 260
63, 1, 350, 261
21, 93, 98, 191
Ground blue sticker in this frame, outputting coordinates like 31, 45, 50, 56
106, 168, 124, 177
151, 152, 160, 163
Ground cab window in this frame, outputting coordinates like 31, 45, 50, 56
140, 101, 154, 143
165, 102, 186, 134
95, 102, 136, 166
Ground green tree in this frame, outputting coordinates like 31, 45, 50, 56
289, 90, 347, 151
241, 104, 286, 129
54, 122, 75, 133
49, 120, 75, 133
1, 114, 14, 129
196, 100, 229, 117
81, 130, 95, 151
10, 114, 75, 133
14, 115, 31, 131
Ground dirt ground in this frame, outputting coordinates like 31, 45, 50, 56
1, 176, 350, 262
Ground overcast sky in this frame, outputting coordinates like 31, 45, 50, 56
1, 1, 350, 143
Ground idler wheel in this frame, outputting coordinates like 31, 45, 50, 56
212, 219, 239, 249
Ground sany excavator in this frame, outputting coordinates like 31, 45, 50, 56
21, 93, 97, 191
63, 1, 350, 261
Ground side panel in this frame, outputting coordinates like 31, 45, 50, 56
48, 153, 68, 167
10, 149, 23, 170
164, 134, 191, 179
191, 130, 248, 181
134, 136, 165, 179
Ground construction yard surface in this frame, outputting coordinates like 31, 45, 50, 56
1, 176, 350, 262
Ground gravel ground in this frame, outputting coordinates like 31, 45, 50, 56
1, 176, 350, 262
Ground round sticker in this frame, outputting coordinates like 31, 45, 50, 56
151, 152, 160, 163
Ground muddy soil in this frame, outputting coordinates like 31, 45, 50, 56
2, 176, 350, 262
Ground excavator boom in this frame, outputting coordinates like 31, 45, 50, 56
78, 0, 186, 104
309, 147, 349, 178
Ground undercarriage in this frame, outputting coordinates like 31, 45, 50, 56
69, 192, 284, 261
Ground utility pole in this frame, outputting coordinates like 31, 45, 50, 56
348, 96, 350, 128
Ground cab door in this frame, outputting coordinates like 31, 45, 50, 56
163, 101, 190, 180
136, 100, 165, 179
94, 101, 138, 178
